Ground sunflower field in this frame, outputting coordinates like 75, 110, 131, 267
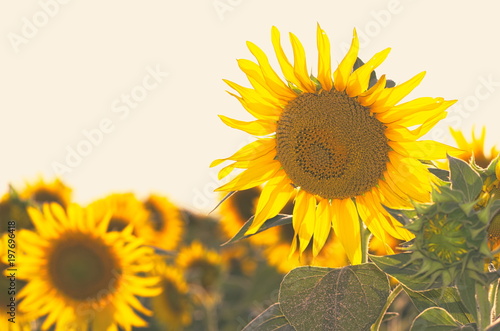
3, 2, 500, 331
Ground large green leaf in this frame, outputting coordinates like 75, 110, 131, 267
410, 307, 475, 331
448, 155, 483, 202
279, 264, 390, 331
222, 214, 292, 245
370, 253, 443, 291
242, 303, 295, 331
404, 286, 474, 325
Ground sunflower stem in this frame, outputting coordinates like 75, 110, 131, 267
370, 284, 403, 331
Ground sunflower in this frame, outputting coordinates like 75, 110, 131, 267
19, 177, 72, 208
450, 126, 498, 168
218, 187, 282, 246
89, 192, 150, 236
142, 194, 184, 251
16, 203, 161, 331
0, 234, 32, 331
211, 25, 462, 264
151, 263, 192, 330
176, 241, 223, 296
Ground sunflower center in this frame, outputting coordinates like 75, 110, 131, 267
145, 202, 165, 231
276, 91, 389, 199
107, 217, 129, 232
48, 233, 120, 301
32, 189, 66, 207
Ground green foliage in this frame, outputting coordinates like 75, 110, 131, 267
410, 307, 475, 331
244, 264, 391, 331
222, 214, 292, 245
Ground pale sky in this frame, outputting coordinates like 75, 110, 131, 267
1, 0, 500, 213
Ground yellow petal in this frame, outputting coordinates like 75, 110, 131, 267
271, 26, 305, 91
215, 160, 281, 192
297, 193, 317, 254
218, 115, 276, 136
246, 170, 295, 234
316, 23, 333, 91
289, 32, 315, 93
370, 72, 426, 112
357, 75, 387, 107
246, 41, 297, 100
377, 178, 412, 208
384, 160, 430, 203
356, 193, 391, 254
217, 148, 276, 180
370, 188, 414, 241
238, 58, 286, 102
346, 48, 391, 97
224, 79, 282, 113
210, 138, 275, 167
313, 199, 332, 257
331, 198, 361, 264
389, 140, 464, 160
384, 111, 447, 141
333, 29, 359, 92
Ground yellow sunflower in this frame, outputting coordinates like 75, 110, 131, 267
151, 263, 192, 330
176, 241, 223, 296
0, 234, 32, 331
89, 192, 150, 236
16, 203, 161, 331
218, 187, 281, 246
142, 194, 184, 251
211, 25, 462, 264
450, 126, 499, 168
19, 177, 72, 208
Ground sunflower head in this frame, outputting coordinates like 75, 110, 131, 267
19, 177, 72, 208
142, 194, 185, 251
89, 192, 150, 236
450, 126, 499, 169
405, 156, 495, 287
212, 24, 462, 263
16, 203, 161, 331
151, 262, 192, 330
176, 241, 223, 294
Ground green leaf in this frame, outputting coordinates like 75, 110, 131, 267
279, 264, 390, 331
242, 303, 295, 331
448, 155, 483, 202
411, 307, 473, 330
222, 214, 292, 245
404, 286, 474, 325
486, 317, 500, 331
383, 205, 416, 226
370, 253, 443, 291
429, 168, 450, 182
456, 276, 479, 325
